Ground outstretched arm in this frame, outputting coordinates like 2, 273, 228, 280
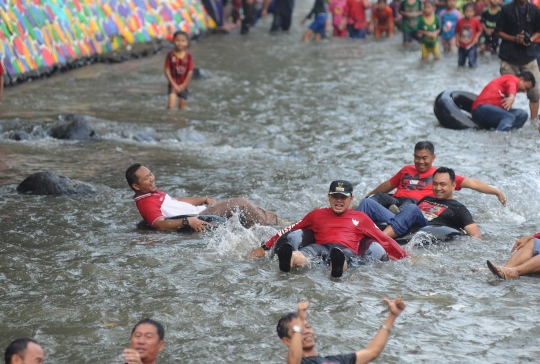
367, 180, 395, 196
464, 223, 482, 240
355, 298, 406, 364
460, 178, 506, 206
287, 302, 309, 364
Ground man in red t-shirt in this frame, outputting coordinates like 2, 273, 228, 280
487, 232, 540, 280
471, 72, 535, 131
251, 180, 407, 277
366, 141, 506, 212
0, 60, 4, 102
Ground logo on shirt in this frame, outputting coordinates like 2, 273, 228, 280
418, 200, 448, 221
401, 173, 433, 191
352, 219, 359, 226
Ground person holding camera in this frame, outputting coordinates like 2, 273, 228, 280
495, 0, 540, 128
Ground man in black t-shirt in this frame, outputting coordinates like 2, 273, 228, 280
360, 167, 482, 239
495, 0, 540, 122
277, 298, 406, 364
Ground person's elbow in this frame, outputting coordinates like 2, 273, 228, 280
152, 219, 171, 231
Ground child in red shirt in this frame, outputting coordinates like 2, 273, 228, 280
164, 31, 194, 110
455, 3, 482, 68
372, 0, 395, 38
343, 0, 370, 38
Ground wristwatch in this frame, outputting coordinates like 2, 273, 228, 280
182, 218, 190, 228
292, 325, 303, 334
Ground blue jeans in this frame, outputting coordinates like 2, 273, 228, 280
357, 199, 428, 236
458, 45, 478, 68
348, 25, 366, 39
472, 104, 528, 131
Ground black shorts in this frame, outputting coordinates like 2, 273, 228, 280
168, 86, 189, 100
299, 243, 357, 262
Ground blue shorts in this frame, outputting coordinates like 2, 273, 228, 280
534, 238, 540, 256
403, 30, 419, 43
309, 14, 327, 36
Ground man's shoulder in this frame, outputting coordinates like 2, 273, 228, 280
134, 190, 166, 202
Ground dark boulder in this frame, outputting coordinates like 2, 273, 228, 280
8, 131, 31, 140
17, 172, 96, 195
192, 68, 207, 80
50, 115, 99, 140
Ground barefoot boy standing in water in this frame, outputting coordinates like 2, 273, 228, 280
164, 31, 194, 110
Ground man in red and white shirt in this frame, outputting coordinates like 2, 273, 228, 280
251, 180, 407, 277
487, 232, 540, 280
366, 141, 506, 212
126, 164, 279, 231
471, 72, 535, 131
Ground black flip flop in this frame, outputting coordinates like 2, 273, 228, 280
277, 243, 293, 273
330, 247, 345, 278
486, 260, 503, 279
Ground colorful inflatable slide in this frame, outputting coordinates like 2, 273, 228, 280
0, 0, 215, 82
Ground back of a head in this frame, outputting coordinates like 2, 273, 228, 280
125, 163, 142, 191
414, 141, 435, 155
4, 338, 38, 364
276, 312, 297, 339
132, 318, 165, 341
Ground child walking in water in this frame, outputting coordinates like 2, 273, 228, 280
455, 3, 482, 68
439, 0, 461, 54
301, 0, 328, 42
417, 0, 440, 61
329, 0, 347, 37
164, 31, 194, 110
343, 0, 370, 38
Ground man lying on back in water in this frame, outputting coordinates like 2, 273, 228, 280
367, 141, 506, 213
358, 167, 482, 239
126, 164, 280, 231
251, 180, 407, 277
487, 233, 540, 280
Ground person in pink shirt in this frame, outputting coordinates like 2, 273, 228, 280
329, 0, 348, 37
471, 72, 535, 131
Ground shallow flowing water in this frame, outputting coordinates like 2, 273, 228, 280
2, 2, 540, 363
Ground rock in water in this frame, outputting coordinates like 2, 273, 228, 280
50, 117, 98, 140
17, 172, 96, 195
192, 68, 207, 80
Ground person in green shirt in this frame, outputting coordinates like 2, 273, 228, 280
399, 0, 423, 45
417, 0, 441, 60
